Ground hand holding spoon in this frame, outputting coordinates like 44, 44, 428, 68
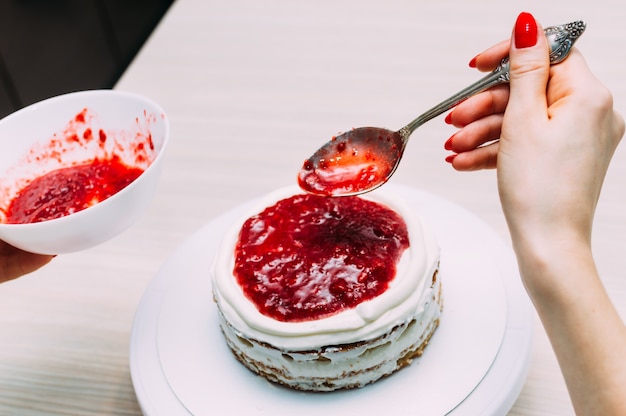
298, 20, 586, 197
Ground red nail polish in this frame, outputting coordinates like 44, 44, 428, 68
445, 154, 457, 164
515, 12, 538, 49
444, 112, 453, 125
444, 134, 455, 151
468, 55, 478, 68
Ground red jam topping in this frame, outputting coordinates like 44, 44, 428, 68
4, 158, 143, 224
233, 194, 410, 322
0, 108, 158, 224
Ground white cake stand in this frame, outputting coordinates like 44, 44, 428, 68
129, 184, 533, 415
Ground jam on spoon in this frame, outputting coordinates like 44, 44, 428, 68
298, 20, 586, 197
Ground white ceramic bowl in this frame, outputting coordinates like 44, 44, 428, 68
0, 90, 170, 254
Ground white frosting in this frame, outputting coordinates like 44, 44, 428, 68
211, 186, 440, 351
216, 285, 442, 391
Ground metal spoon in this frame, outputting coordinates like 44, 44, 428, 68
298, 20, 586, 197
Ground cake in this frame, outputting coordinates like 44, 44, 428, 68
211, 186, 442, 391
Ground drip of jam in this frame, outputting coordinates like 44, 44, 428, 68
233, 194, 409, 322
4, 158, 144, 224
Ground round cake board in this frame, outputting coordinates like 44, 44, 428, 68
130, 184, 533, 415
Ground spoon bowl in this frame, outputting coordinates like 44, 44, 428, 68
298, 127, 403, 196
299, 20, 586, 197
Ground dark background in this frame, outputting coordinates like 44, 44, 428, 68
0, 0, 175, 118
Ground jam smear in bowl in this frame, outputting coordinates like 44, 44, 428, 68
0, 90, 170, 254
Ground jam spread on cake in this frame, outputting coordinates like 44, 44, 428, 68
233, 194, 410, 322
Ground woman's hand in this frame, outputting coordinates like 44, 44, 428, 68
445, 16, 624, 254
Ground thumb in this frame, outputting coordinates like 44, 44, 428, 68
506, 12, 551, 122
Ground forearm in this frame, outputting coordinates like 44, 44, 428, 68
515, 239, 626, 415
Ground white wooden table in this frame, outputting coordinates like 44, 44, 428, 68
2, 1, 626, 414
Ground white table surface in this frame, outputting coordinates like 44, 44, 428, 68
2, 1, 626, 414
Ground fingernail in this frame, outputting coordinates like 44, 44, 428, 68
444, 134, 455, 151
444, 112, 453, 125
514, 12, 538, 49
468, 55, 478, 68
445, 154, 457, 164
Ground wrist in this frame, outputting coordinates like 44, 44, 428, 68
511, 229, 595, 301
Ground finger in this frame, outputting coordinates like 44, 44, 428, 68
505, 12, 550, 124
446, 114, 503, 152
0, 243, 55, 283
470, 39, 510, 71
447, 142, 499, 171
446, 85, 509, 127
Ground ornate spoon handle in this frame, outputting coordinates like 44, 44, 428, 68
400, 20, 586, 138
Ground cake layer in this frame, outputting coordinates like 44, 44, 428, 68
217, 268, 442, 391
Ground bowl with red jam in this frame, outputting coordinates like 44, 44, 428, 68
0, 90, 169, 254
